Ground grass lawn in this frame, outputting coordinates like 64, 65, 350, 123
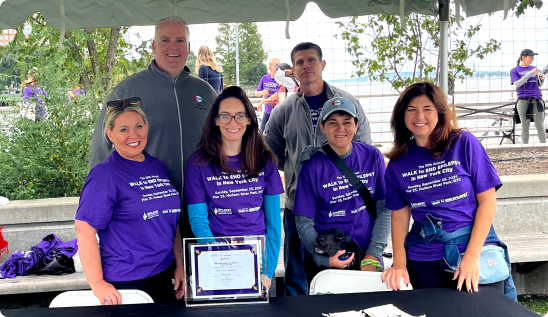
519, 294, 548, 315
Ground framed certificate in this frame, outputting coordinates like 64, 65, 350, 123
184, 236, 268, 306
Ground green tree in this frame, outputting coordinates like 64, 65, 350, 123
337, 13, 501, 93
0, 92, 99, 200
7, 13, 149, 97
238, 22, 267, 85
215, 22, 267, 86
186, 50, 197, 76
0, 48, 21, 91
215, 23, 236, 85
514, 0, 543, 16
0, 14, 152, 200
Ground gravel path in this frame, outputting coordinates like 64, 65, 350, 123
489, 149, 548, 176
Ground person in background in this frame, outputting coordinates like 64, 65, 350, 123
68, 84, 86, 100
294, 97, 390, 285
89, 17, 216, 239
185, 86, 283, 290
381, 82, 516, 300
76, 98, 184, 305
510, 49, 547, 144
274, 63, 299, 103
21, 67, 48, 121
256, 58, 281, 131
196, 45, 223, 94
258, 63, 299, 110
264, 42, 372, 296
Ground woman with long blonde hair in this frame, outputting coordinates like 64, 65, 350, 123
196, 45, 223, 93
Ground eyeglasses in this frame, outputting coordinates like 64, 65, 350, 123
106, 97, 142, 116
217, 113, 247, 124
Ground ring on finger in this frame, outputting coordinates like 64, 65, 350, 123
105, 297, 110, 303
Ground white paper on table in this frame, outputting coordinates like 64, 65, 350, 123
323, 304, 425, 317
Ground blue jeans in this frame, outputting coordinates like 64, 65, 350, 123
260, 112, 271, 132
283, 207, 308, 295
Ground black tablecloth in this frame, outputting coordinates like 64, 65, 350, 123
0, 288, 538, 317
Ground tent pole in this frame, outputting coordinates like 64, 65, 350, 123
235, 24, 240, 86
439, 0, 449, 93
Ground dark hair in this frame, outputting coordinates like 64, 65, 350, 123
278, 62, 299, 90
291, 42, 323, 65
279, 63, 291, 70
193, 86, 276, 178
386, 82, 460, 161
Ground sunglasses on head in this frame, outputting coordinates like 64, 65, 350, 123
106, 97, 142, 113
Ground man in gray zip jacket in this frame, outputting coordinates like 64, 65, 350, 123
264, 42, 372, 295
89, 17, 216, 238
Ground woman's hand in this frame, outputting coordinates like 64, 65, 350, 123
454, 253, 480, 292
328, 250, 355, 269
90, 280, 122, 305
381, 263, 410, 290
174, 265, 185, 299
261, 274, 272, 290
260, 274, 272, 298
261, 89, 269, 97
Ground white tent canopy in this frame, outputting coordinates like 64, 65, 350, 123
0, 0, 518, 30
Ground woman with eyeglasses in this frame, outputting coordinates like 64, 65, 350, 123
75, 97, 184, 305
184, 86, 284, 290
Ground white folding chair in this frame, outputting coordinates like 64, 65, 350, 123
49, 289, 154, 308
309, 270, 412, 295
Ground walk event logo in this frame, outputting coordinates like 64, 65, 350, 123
143, 210, 159, 220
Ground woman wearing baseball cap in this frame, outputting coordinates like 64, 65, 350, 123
511, 49, 547, 144
293, 97, 390, 285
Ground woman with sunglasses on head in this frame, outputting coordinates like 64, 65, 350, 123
75, 97, 185, 305
184, 86, 284, 289
381, 83, 515, 300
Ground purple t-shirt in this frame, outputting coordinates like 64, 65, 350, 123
257, 74, 280, 114
294, 142, 386, 251
385, 131, 502, 261
511, 65, 542, 99
185, 153, 284, 236
76, 150, 181, 282
22, 85, 48, 104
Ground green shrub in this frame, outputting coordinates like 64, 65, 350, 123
0, 91, 99, 200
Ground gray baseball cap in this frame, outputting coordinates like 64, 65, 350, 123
521, 49, 538, 57
320, 97, 357, 122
